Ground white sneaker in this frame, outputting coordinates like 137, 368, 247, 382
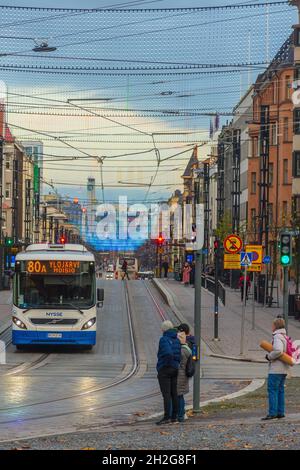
184, 413, 188, 420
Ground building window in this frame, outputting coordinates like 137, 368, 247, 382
251, 172, 257, 194
293, 151, 300, 177
294, 109, 300, 134
5, 183, 11, 199
295, 28, 300, 46
283, 159, 289, 185
269, 162, 274, 186
269, 203, 273, 227
252, 137, 258, 158
271, 122, 277, 146
5, 154, 10, 169
283, 201, 288, 218
285, 75, 291, 100
251, 208, 256, 232
293, 195, 300, 219
283, 117, 289, 142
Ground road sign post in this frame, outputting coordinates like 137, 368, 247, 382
214, 238, 219, 341
280, 232, 292, 333
193, 203, 204, 413
252, 273, 256, 331
240, 252, 253, 355
283, 267, 289, 334
240, 265, 247, 355
193, 249, 202, 413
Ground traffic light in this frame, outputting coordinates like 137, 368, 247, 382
214, 238, 219, 255
59, 235, 66, 244
280, 232, 292, 267
5, 237, 13, 247
157, 233, 165, 246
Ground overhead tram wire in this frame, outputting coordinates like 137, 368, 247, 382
22, 7, 289, 51
0, 0, 164, 30
0, 2, 289, 12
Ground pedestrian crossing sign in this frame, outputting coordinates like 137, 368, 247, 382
240, 252, 253, 267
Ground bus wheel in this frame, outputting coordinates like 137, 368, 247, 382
16, 345, 24, 351
84, 345, 93, 351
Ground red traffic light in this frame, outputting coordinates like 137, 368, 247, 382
59, 236, 66, 244
157, 235, 165, 246
214, 240, 219, 249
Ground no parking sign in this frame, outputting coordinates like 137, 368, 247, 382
246, 245, 263, 272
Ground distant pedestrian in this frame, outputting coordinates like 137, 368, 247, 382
156, 320, 181, 425
182, 263, 191, 286
174, 257, 180, 281
162, 259, 169, 279
238, 272, 251, 302
121, 260, 130, 280
177, 331, 192, 422
190, 261, 195, 287
262, 317, 291, 421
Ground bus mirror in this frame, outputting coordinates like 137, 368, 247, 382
97, 288, 104, 302
15, 262, 21, 273
89, 262, 95, 274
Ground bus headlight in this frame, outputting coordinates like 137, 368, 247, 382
82, 317, 96, 330
12, 316, 27, 330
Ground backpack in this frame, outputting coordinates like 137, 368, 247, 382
285, 336, 297, 357
185, 354, 195, 378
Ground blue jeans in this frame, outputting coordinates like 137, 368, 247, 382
268, 374, 287, 417
178, 395, 185, 421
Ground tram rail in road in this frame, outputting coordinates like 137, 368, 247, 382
0, 281, 158, 421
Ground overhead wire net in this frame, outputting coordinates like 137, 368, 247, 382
0, 1, 296, 205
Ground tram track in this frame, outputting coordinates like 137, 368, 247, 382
0, 325, 53, 377
0, 281, 158, 420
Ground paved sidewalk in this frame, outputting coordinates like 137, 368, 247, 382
0, 289, 12, 333
154, 279, 300, 360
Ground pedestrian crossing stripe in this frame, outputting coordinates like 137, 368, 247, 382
240, 252, 253, 266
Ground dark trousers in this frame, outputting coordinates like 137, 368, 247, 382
240, 285, 249, 302
157, 366, 179, 419
122, 271, 130, 280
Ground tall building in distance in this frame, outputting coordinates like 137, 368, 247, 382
22, 141, 44, 193
87, 177, 97, 236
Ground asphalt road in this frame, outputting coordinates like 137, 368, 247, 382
0, 280, 253, 443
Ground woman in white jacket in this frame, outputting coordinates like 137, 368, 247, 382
262, 317, 291, 421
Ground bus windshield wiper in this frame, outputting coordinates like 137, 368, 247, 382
40, 303, 86, 314
22, 305, 36, 313
61, 303, 85, 315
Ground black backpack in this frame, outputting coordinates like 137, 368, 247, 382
185, 354, 195, 378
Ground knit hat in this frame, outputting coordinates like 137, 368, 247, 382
161, 320, 174, 332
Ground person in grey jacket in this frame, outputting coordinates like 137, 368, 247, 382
262, 317, 291, 421
177, 331, 192, 422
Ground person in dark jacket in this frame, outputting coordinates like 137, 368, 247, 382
162, 258, 169, 279
121, 260, 130, 280
156, 320, 181, 425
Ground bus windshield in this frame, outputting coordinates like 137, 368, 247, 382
14, 265, 95, 310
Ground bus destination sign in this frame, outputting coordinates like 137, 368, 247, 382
26, 260, 81, 275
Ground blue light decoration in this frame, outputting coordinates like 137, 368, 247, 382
74, 214, 150, 252
83, 231, 147, 252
